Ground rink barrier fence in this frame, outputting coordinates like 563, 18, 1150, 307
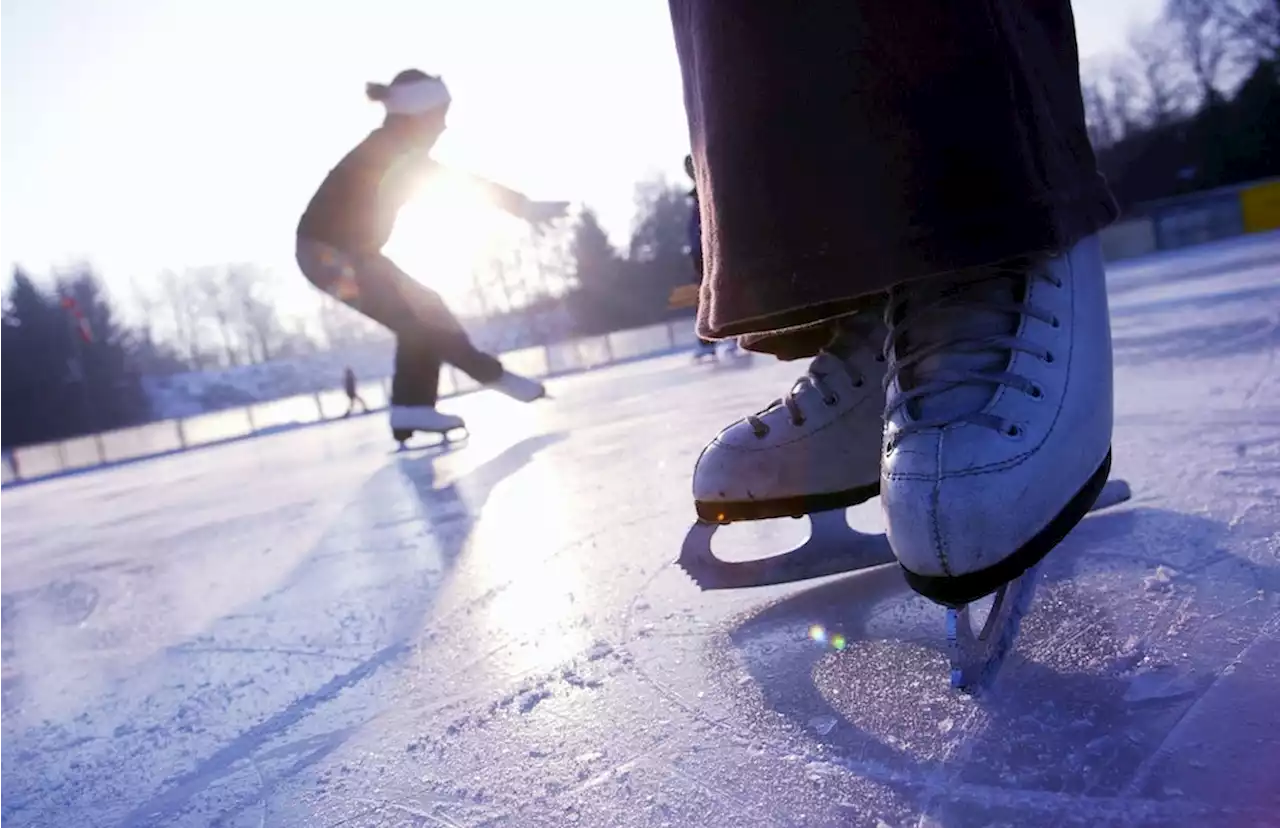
0, 318, 704, 487
1097, 176, 1280, 260
4, 177, 1278, 488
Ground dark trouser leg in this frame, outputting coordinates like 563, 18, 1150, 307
392, 341, 443, 407
296, 242, 505, 405
669, 0, 1118, 355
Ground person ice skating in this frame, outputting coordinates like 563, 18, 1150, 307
342, 366, 367, 417
684, 154, 718, 362
296, 69, 568, 440
672, 1, 1116, 608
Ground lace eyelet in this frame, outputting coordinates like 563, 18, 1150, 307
1003, 423, 1025, 439
1050, 316, 1061, 329
790, 416, 807, 427
852, 378, 865, 388
1027, 384, 1044, 400
1042, 351, 1056, 364
823, 393, 840, 406
753, 425, 770, 439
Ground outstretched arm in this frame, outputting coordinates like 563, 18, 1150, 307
463, 171, 568, 225
471, 174, 527, 216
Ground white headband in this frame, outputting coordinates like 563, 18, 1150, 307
383, 77, 451, 115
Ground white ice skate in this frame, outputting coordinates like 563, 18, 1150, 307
484, 370, 547, 403
390, 405, 468, 449
679, 316, 898, 589
722, 339, 750, 360
677, 236, 1131, 691
881, 233, 1118, 688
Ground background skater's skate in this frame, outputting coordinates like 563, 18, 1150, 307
390, 405, 468, 451
485, 369, 548, 402
720, 339, 750, 361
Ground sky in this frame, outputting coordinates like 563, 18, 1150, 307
1, 0, 1166, 315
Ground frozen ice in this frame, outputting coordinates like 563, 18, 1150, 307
3, 232, 1280, 827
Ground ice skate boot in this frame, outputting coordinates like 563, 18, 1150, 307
693, 340, 718, 362
484, 369, 547, 403
678, 314, 897, 589
880, 233, 1117, 689
390, 405, 468, 448
723, 338, 749, 360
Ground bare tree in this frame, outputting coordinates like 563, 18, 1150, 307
191, 266, 239, 367
129, 277, 162, 352
156, 269, 207, 369
222, 264, 283, 364
1165, 0, 1251, 105
1219, 0, 1280, 63
1082, 56, 1146, 147
314, 292, 380, 349
1130, 21, 1196, 126
273, 318, 322, 359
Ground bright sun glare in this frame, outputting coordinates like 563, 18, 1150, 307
382, 168, 517, 311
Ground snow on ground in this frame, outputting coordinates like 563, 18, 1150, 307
143, 310, 579, 420
142, 341, 393, 420
3, 233, 1279, 828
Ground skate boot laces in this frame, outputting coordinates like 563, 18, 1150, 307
746, 351, 866, 438
884, 260, 1062, 450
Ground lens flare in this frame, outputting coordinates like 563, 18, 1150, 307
808, 624, 848, 652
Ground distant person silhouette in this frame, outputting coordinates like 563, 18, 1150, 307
342, 366, 366, 417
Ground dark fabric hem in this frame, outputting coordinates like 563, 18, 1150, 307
697, 177, 1118, 348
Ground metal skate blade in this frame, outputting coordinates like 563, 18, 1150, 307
946, 567, 1041, 692
677, 508, 896, 591
1093, 478, 1132, 511
392, 427, 469, 454
942, 478, 1131, 691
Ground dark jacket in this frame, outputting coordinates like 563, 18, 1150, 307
298, 126, 436, 254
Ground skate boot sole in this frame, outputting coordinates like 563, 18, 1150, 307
694, 481, 881, 524
903, 449, 1114, 608
392, 426, 469, 451
678, 507, 898, 590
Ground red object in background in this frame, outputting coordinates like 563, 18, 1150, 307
60, 295, 94, 343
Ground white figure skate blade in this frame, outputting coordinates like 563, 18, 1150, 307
392, 427, 469, 454
946, 568, 1041, 692
945, 477, 1134, 692
677, 508, 897, 591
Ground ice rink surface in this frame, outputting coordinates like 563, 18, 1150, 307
4, 233, 1279, 828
